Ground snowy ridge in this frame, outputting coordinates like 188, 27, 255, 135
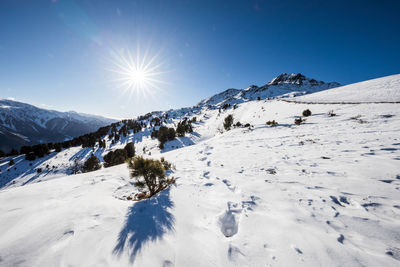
0, 74, 399, 266
197, 73, 340, 107
291, 74, 400, 103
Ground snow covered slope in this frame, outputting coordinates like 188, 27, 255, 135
0, 99, 116, 153
0, 74, 400, 266
292, 74, 400, 103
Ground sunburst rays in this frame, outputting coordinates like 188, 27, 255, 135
107, 47, 168, 99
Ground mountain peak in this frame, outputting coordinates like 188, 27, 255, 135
268, 73, 318, 86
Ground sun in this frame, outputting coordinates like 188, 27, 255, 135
107, 48, 166, 99
131, 69, 146, 83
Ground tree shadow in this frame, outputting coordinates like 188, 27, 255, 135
93, 148, 105, 162
0, 152, 57, 188
69, 147, 92, 161
161, 137, 195, 153
113, 187, 175, 262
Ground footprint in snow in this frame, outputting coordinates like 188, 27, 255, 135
63, 230, 74, 236
330, 196, 350, 207
292, 247, 303, 254
163, 260, 174, 267
379, 179, 394, 184
361, 202, 381, 211
203, 171, 210, 179
222, 179, 236, 192
241, 196, 259, 211
219, 202, 241, 238
337, 234, 345, 244
228, 244, 245, 261
386, 247, 400, 261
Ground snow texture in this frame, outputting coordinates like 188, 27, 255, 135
0, 73, 400, 266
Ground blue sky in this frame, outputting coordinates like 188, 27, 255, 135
0, 0, 399, 119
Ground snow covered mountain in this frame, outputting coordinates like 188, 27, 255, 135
197, 73, 340, 107
0, 99, 116, 153
0, 74, 399, 266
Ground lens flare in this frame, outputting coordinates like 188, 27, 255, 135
107, 47, 167, 99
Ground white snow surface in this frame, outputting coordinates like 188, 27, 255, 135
1, 75, 400, 266
292, 74, 400, 103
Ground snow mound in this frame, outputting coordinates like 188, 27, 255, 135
292, 74, 400, 103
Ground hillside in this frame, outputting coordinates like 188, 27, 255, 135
291, 74, 400, 103
0, 74, 399, 266
0, 99, 116, 153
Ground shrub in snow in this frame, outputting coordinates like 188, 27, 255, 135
9, 159, 15, 166
222, 103, 231, 110
294, 117, 305, 125
128, 156, 175, 198
103, 149, 128, 168
266, 120, 278, 127
302, 109, 312, 117
176, 123, 185, 137
328, 110, 336, 117
37, 168, 42, 173
157, 126, 169, 148
124, 142, 135, 158
224, 115, 234, 131
176, 119, 193, 137
235, 122, 242, 127
82, 154, 101, 173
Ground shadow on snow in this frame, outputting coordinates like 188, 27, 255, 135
113, 187, 175, 262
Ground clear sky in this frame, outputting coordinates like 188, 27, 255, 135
1, 0, 399, 119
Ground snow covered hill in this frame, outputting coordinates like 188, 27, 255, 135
0, 74, 399, 266
0, 99, 116, 153
291, 74, 400, 103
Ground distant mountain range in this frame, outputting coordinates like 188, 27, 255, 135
0, 99, 116, 153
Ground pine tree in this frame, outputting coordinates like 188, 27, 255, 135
82, 154, 101, 173
128, 156, 167, 197
25, 152, 36, 161
224, 115, 233, 130
167, 128, 176, 141
124, 142, 135, 158
103, 149, 128, 167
